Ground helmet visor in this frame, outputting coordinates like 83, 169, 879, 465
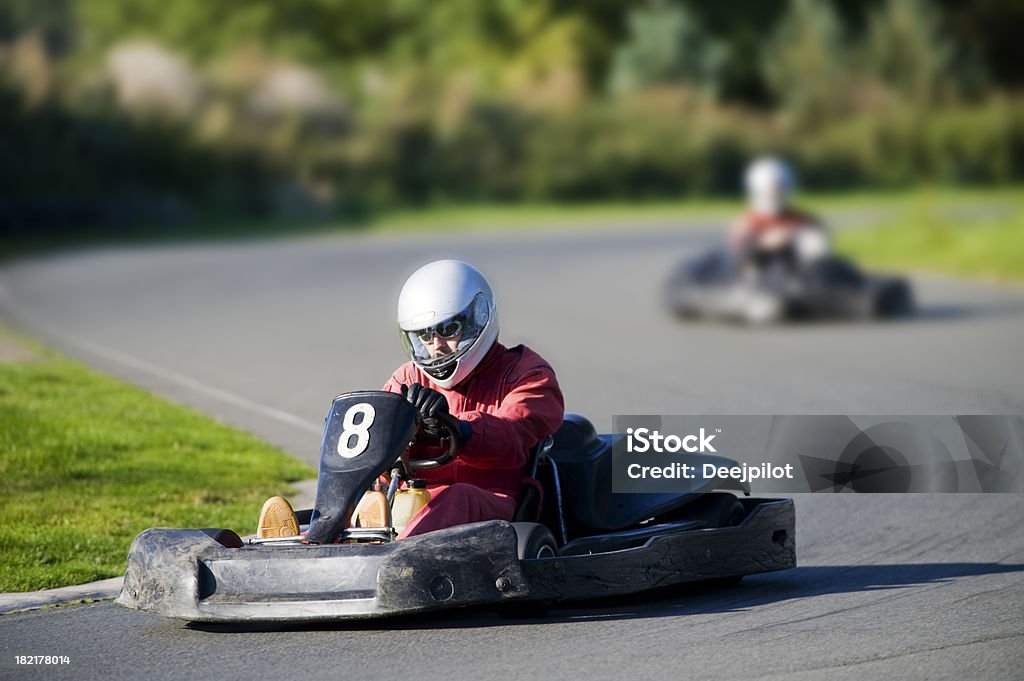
400, 292, 490, 371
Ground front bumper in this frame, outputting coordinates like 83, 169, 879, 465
116, 521, 528, 622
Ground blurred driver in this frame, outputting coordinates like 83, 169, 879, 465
728, 157, 828, 270
257, 259, 564, 540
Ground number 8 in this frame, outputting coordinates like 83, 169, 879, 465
338, 403, 375, 458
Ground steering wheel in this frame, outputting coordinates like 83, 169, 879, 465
401, 411, 463, 471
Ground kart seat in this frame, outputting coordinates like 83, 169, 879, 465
547, 414, 716, 532
513, 415, 752, 534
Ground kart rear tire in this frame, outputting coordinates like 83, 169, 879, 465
875, 280, 914, 317
685, 493, 747, 528
511, 522, 558, 560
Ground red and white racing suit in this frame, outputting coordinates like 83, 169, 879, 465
382, 342, 564, 538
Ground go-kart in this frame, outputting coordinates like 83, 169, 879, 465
116, 391, 796, 623
665, 244, 914, 324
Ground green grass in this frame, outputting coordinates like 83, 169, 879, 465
0, 328, 314, 592
834, 189, 1024, 282
371, 185, 1024, 282
368, 186, 1024, 233
362, 197, 736, 232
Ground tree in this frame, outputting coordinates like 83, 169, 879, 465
861, 0, 984, 107
761, 0, 851, 127
607, 0, 727, 97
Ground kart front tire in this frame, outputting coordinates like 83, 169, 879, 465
200, 528, 244, 548
502, 524, 559, 619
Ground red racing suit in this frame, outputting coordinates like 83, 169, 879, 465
381, 342, 564, 538
728, 208, 824, 253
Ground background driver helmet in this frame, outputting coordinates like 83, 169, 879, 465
745, 156, 795, 217
397, 259, 499, 389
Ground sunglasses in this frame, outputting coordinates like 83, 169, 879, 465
416, 318, 464, 343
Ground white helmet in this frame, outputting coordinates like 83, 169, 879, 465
397, 260, 499, 389
745, 156, 795, 217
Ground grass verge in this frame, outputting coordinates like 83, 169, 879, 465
0, 326, 314, 592
834, 188, 1024, 282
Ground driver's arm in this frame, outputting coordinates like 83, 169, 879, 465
456, 364, 564, 469
381, 373, 407, 394
381, 361, 564, 468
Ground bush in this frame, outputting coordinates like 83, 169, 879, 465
3, 51, 1024, 242
794, 98, 1024, 189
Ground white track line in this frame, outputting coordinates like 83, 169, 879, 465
0, 284, 322, 435
63, 335, 322, 434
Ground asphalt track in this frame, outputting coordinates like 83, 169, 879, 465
1, 219, 1023, 680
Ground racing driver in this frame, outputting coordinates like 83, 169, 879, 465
257, 259, 564, 540
728, 156, 829, 272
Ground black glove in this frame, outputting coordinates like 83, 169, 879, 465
402, 383, 450, 437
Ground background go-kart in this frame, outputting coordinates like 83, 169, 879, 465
1, 1, 1022, 679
